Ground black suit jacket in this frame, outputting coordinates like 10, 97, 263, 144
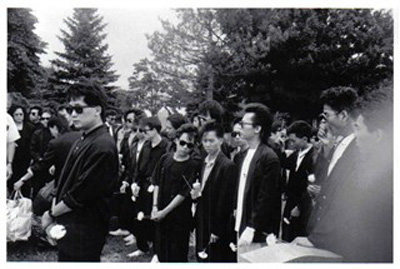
236, 143, 281, 240
283, 147, 315, 217
308, 138, 359, 247
31, 131, 82, 185
195, 152, 237, 250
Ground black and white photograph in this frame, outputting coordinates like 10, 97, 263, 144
4, 0, 397, 264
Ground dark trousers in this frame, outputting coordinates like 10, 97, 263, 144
132, 219, 154, 252
155, 219, 190, 262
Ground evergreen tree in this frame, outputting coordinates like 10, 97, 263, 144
7, 8, 46, 97
51, 8, 119, 104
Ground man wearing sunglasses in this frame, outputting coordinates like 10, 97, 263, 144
235, 103, 282, 250
41, 82, 119, 262
129, 116, 169, 258
192, 121, 237, 262
30, 109, 54, 196
28, 106, 43, 130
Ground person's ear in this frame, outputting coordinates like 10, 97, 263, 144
254, 125, 261, 134
95, 106, 102, 117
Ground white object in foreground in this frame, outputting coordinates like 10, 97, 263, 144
48, 224, 67, 240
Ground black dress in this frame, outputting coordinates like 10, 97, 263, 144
8, 122, 35, 197
153, 153, 200, 262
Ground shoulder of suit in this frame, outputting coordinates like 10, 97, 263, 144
258, 143, 279, 159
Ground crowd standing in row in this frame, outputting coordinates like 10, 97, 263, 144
6, 81, 392, 262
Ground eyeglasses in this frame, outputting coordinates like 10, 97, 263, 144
179, 140, 195, 149
30, 112, 38, 116
66, 105, 91, 114
231, 131, 241, 138
41, 117, 51, 121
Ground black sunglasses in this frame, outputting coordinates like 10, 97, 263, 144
41, 117, 51, 121
231, 131, 241, 138
179, 140, 195, 149
66, 105, 91, 114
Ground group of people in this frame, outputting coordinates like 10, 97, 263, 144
6, 81, 392, 263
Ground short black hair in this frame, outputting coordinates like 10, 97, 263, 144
199, 100, 224, 123
320, 86, 358, 113
105, 110, 117, 118
141, 116, 162, 133
124, 108, 145, 121
8, 105, 26, 118
200, 120, 225, 139
271, 120, 283, 134
167, 113, 189, 130
41, 108, 54, 116
67, 80, 108, 119
48, 115, 71, 134
287, 120, 312, 140
175, 123, 198, 141
244, 103, 273, 142
29, 105, 42, 115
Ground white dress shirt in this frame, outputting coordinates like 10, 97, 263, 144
327, 133, 355, 177
235, 147, 258, 232
296, 144, 313, 171
201, 151, 219, 191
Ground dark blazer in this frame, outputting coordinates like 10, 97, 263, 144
31, 131, 82, 186
308, 138, 359, 247
195, 152, 237, 250
30, 127, 53, 163
236, 143, 281, 240
283, 147, 315, 216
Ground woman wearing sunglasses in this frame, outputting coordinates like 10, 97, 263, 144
151, 123, 201, 262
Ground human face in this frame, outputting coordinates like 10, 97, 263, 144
240, 113, 259, 141
29, 109, 41, 124
125, 113, 135, 130
175, 133, 195, 157
198, 112, 212, 126
106, 115, 116, 125
49, 125, 60, 138
231, 123, 246, 148
322, 105, 343, 136
68, 96, 100, 131
142, 125, 156, 140
41, 112, 51, 128
13, 108, 24, 124
192, 116, 200, 129
202, 131, 223, 157
165, 120, 176, 139
353, 114, 379, 155
288, 133, 306, 151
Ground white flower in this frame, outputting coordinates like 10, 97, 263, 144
137, 211, 144, 221
198, 250, 208, 259
266, 233, 277, 246
147, 184, 155, 193
49, 224, 67, 240
131, 195, 136, 202
308, 174, 316, 183
229, 243, 237, 252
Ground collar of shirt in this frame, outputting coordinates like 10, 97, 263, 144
205, 150, 220, 166
82, 124, 105, 139
327, 133, 355, 176
298, 144, 313, 159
